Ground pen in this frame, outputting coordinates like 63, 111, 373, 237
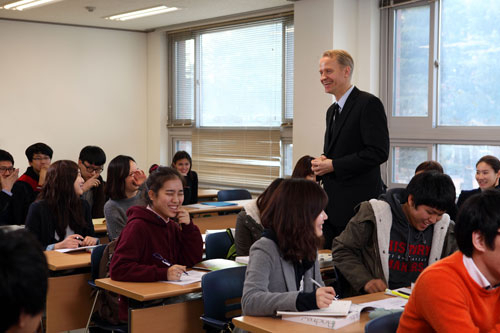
385, 288, 409, 299
75, 236, 84, 241
152, 253, 188, 275
310, 278, 339, 300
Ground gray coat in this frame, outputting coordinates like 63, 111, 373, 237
241, 237, 323, 317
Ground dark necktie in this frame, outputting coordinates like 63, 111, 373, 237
329, 103, 340, 138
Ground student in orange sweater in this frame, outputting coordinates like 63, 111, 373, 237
398, 189, 500, 332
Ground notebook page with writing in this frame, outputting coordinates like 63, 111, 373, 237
277, 300, 352, 317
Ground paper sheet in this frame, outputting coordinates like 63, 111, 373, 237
162, 270, 206, 285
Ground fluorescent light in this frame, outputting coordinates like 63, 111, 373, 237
2, 0, 59, 10
106, 5, 178, 21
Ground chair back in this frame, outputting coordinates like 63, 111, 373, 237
90, 244, 107, 282
201, 266, 247, 322
364, 311, 403, 333
205, 231, 233, 260
217, 189, 251, 201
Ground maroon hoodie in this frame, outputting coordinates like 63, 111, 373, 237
110, 205, 203, 320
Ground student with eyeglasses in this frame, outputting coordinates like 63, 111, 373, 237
78, 146, 107, 218
0, 149, 19, 225
104, 155, 146, 240
10, 142, 53, 225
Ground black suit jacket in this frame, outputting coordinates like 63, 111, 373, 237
322, 86, 389, 238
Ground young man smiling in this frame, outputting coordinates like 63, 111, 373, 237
332, 171, 457, 297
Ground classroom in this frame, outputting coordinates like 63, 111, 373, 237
1, 0, 500, 332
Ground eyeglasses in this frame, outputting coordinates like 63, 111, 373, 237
0, 166, 14, 173
32, 156, 50, 161
83, 162, 103, 174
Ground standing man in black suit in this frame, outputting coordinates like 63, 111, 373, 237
311, 49, 389, 249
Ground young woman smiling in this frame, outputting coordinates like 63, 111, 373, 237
457, 155, 500, 210
25, 160, 98, 250
171, 151, 198, 205
110, 166, 203, 321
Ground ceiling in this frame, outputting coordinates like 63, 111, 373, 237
0, 0, 293, 32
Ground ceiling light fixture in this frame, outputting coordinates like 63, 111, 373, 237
2, 0, 60, 10
106, 5, 178, 21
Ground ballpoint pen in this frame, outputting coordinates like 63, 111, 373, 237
153, 252, 189, 275
310, 278, 339, 300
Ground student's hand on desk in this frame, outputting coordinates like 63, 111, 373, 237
316, 286, 336, 308
81, 174, 101, 192
167, 264, 187, 281
364, 279, 387, 293
54, 234, 84, 249
0, 168, 19, 192
176, 208, 190, 225
311, 157, 334, 176
82, 236, 98, 246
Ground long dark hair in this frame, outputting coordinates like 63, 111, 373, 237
38, 160, 87, 240
261, 178, 328, 262
171, 151, 195, 180
106, 155, 135, 200
256, 178, 284, 213
291, 155, 315, 179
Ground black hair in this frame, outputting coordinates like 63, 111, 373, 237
0, 229, 48, 332
455, 189, 500, 257
171, 151, 192, 172
0, 149, 14, 164
291, 155, 315, 179
25, 142, 53, 162
476, 155, 500, 173
406, 171, 456, 212
144, 166, 184, 205
79, 146, 106, 166
414, 160, 443, 174
106, 155, 135, 200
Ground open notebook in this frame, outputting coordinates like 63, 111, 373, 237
277, 300, 352, 317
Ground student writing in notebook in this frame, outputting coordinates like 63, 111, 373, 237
110, 166, 203, 322
25, 160, 98, 250
241, 179, 336, 317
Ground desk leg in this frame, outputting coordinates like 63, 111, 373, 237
46, 273, 92, 333
130, 298, 204, 333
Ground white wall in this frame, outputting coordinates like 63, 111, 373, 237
0, 20, 148, 175
292, 0, 380, 164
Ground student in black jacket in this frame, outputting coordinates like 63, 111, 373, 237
171, 151, 198, 205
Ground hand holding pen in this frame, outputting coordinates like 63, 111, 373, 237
311, 278, 338, 308
153, 252, 188, 280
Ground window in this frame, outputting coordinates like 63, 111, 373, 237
382, 0, 500, 191
168, 14, 293, 190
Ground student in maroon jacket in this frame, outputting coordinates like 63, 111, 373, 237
110, 166, 203, 321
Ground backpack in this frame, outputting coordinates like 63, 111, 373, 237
225, 228, 237, 260
92, 240, 120, 325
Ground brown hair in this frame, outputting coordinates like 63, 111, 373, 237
322, 49, 354, 77
261, 178, 328, 262
477, 155, 500, 173
38, 160, 87, 240
414, 160, 443, 174
256, 178, 284, 213
144, 166, 184, 206
291, 155, 315, 179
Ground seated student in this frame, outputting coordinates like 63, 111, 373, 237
78, 146, 107, 218
104, 155, 146, 240
398, 190, 500, 332
11, 142, 52, 225
414, 160, 444, 175
0, 229, 48, 333
25, 160, 98, 250
171, 151, 198, 205
241, 179, 336, 316
235, 178, 284, 256
456, 155, 500, 210
0, 149, 19, 225
110, 166, 203, 321
292, 155, 317, 182
332, 171, 457, 297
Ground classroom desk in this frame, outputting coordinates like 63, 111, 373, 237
95, 277, 205, 333
93, 218, 109, 244
193, 214, 238, 234
44, 250, 93, 333
184, 199, 252, 215
198, 188, 219, 200
232, 292, 393, 333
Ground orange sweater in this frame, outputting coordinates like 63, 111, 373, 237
398, 251, 500, 333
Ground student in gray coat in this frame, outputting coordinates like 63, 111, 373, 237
241, 179, 336, 317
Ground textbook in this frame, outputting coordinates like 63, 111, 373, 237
193, 258, 245, 271
277, 300, 352, 317
281, 310, 360, 330
55, 245, 98, 253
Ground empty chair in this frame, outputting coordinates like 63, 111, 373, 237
365, 311, 403, 333
201, 266, 247, 332
217, 189, 251, 201
205, 231, 233, 260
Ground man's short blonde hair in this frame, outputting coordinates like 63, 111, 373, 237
322, 50, 354, 77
